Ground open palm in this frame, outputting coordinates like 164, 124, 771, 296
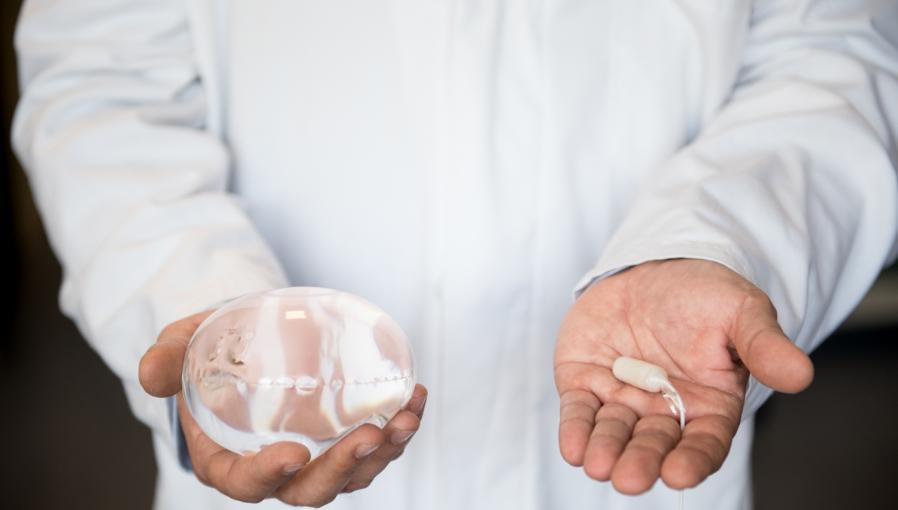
554, 259, 814, 494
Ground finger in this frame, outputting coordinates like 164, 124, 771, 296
556, 362, 683, 417
582, 403, 637, 481
610, 415, 681, 495
176, 394, 311, 501
139, 311, 213, 397
660, 414, 738, 490
204, 443, 312, 503
731, 295, 814, 393
343, 410, 421, 493
275, 424, 386, 507
343, 386, 427, 492
558, 389, 600, 466
406, 384, 428, 419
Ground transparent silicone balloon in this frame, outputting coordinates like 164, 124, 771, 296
182, 287, 416, 457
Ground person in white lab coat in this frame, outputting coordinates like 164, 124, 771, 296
11, 1, 898, 509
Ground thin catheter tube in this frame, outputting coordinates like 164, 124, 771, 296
611, 357, 687, 510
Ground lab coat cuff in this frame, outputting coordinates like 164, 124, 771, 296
573, 240, 757, 299
168, 396, 194, 472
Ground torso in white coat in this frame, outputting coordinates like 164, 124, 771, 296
149, 1, 757, 509
14, 1, 896, 507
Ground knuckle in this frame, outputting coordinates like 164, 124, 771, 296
628, 439, 667, 457
158, 321, 179, 339
278, 494, 306, 507
634, 417, 679, 437
283, 492, 336, 509
560, 389, 599, 408
740, 290, 774, 316
596, 403, 636, 423
370, 444, 400, 462
192, 467, 212, 487
343, 479, 373, 493
590, 417, 631, 439
310, 495, 337, 508
275, 491, 300, 507
230, 491, 264, 504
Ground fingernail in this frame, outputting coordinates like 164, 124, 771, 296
410, 395, 427, 414
355, 443, 380, 459
391, 430, 415, 445
283, 463, 305, 475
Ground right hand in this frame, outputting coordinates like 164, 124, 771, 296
554, 260, 813, 494
139, 311, 428, 507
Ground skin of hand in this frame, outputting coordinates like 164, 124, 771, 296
139, 311, 427, 507
555, 259, 814, 495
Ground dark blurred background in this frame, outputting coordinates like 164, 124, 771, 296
1, 2, 897, 509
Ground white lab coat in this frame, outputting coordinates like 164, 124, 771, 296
12, 1, 898, 509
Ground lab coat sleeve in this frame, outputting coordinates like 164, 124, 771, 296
11, 0, 288, 456
575, 0, 898, 417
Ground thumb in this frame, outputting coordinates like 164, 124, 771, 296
731, 295, 814, 394
139, 311, 213, 398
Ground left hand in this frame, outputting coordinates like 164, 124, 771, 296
140, 311, 428, 506
554, 259, 814, 494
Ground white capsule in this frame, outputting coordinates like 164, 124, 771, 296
612, 356, 669, 393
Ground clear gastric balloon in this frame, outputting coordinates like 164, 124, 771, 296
182, 288, 416, 457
